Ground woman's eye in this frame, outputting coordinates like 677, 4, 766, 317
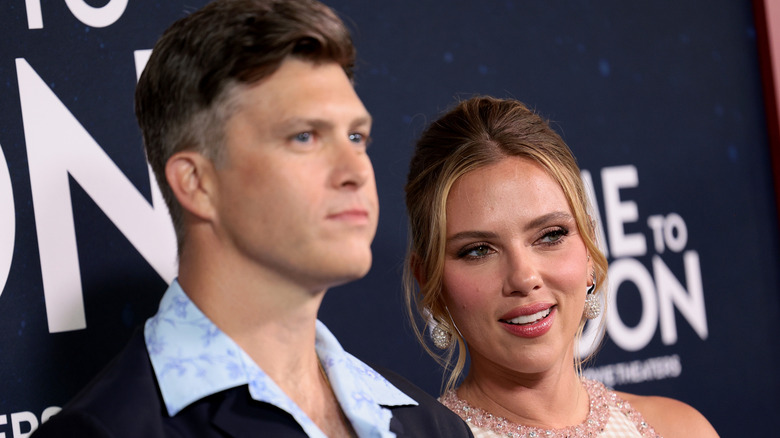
539, 228, 568, 245
458, 244, 492, 259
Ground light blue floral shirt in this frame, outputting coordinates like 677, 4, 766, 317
144, 280, 418, 438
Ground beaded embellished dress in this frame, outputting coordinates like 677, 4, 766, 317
439, 379, 660, 438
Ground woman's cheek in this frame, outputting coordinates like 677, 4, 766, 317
444, 271, 491, 310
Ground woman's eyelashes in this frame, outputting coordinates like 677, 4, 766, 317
455, 226, 571, 259
536, 226, 569, 246
456, 243, 494, 260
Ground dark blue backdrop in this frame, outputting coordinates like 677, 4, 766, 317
0, 1, 777, 436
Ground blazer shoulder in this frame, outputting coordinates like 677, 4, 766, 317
372, 365, 474, 438
33, 330, 168, 438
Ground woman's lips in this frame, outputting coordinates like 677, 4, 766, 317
500, 305, 556, 338
504, 307, 552, 325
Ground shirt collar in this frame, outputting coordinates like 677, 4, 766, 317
315, 318, 417, 407
144, 280, 247, 416
144, 280, 417, 436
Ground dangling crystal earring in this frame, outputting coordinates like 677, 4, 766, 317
431, 322, 453, 349
584, 273, 601, 320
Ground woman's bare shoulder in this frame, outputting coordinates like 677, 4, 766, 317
614, 391, 719, 438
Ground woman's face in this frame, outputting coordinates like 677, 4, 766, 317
442, 156, 591, 378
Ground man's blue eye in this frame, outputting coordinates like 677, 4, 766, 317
349, 133, 363, 143
295, 132, 311, 142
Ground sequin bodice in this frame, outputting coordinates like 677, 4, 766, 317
439, 379, 660, 438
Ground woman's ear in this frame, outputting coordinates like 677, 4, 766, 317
410, 253, 426, 287
165, 151, 217, 221
586, 252, 595, 287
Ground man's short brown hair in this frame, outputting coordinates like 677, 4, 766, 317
135, 0, 356, 251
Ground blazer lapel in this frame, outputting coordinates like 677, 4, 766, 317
211, 387, 310, 438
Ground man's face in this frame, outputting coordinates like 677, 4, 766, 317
212, 58, 378, 292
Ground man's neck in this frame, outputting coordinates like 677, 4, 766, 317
176, 239, 326, 392
174, 233, 360, 435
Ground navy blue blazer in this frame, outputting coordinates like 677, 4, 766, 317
32, 330, 473, 437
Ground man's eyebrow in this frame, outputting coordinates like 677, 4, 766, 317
276, 115, 372, 131
275, 117, 331, 131
353, 115, 372, 129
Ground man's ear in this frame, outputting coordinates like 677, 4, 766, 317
165, 151, 217, 221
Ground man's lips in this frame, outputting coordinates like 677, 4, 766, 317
327, 208, 370, 222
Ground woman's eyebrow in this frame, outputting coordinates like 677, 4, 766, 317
524, 211, 574, 231
446, 230, 498, 243
446, 212, 573, 244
